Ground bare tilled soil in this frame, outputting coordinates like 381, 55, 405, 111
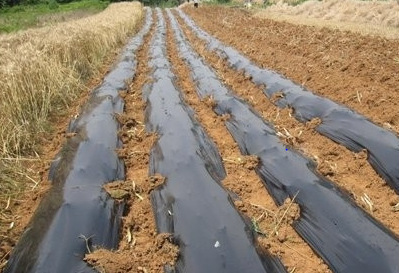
175, 7, 399, 235
2, 4, 398, 273
182, 5, 399, 134
165, 14, 330, 272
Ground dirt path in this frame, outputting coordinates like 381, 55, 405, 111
2, 5, 398, 273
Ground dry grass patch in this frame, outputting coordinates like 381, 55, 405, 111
0, 1, 144, 258
255, 0, 399, 39
36, 9, 103, 28
0, 2, 144, 157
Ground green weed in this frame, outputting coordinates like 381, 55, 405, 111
0, 0, 109, 33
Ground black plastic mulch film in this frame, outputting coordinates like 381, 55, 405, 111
177, 10, 399, 194
146, 8, 286, 273
171, 9, 398, 273
4, 5, 399, 273
4, 8, 153, 273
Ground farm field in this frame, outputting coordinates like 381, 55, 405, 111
0, 1, 399, 272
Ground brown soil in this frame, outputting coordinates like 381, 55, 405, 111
1, 5, 399, 273
165, 14, 330, 272
85, 13, 179, 272
182, 5, 399, 134
175, 12, 399, 236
